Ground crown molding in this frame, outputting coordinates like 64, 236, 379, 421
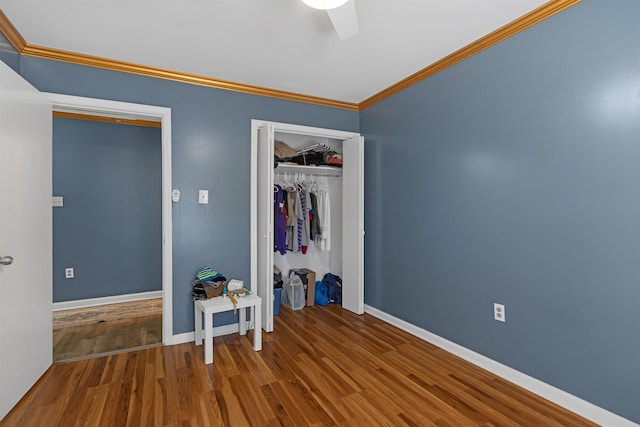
0, 9, 26, 51
21, 44, 359, 111
53, 111, 162, 128
358, 0, 582, 110
0, 8, 358, 112
2, 1, 579, 112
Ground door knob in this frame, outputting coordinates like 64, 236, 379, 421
0, 256, 14, 266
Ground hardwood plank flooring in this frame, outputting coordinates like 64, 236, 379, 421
53, 314, 162, 362
53, 299, 163, 329
3, 305, 597, 426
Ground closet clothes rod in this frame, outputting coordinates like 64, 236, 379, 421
274, 172, 340, 179
274, 164, 342, 177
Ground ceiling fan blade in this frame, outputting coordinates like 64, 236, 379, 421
327, 0, 359, 40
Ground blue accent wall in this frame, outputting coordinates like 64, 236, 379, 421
19, 56, 359, 333
0, 32, 19, 73
52, 117, 162, 302
13, 0, 637, 421
360, 0, 640, 423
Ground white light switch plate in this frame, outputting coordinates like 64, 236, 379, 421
199, 190, 209, 204
52, 196, 64, 207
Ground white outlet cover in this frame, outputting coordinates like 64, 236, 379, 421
65, 268, 74, 279
494, 303, 505, 322
52, 196, 64, 207
171, 189, 180, 202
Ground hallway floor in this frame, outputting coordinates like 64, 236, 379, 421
53, 314, 162, 362
52, 298, 162, 362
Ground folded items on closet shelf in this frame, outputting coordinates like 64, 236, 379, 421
325, 152, 342, 166
273, 140, 342, 168
274, 140, 298, 160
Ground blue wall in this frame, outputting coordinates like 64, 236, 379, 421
0, 32, 19, 73
7, 0, 637, 421
361, 0, 640, 423
52, 117, 162, 302
19, 57, 359, 333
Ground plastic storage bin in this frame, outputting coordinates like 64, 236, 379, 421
281, 274, 305, 310
273, 287, 283, 316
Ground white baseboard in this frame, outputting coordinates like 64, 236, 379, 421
364, 304, 638, 427
172, 323, 241, 345
171, 331, 194, 345
52, 290, 163, 311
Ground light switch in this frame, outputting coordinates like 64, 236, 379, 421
52, 196, 64, 207
199, 190, 209, 204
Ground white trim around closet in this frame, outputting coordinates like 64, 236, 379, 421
250, 119, 363, 331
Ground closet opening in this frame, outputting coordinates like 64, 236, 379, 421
251, 120, 364, 333
273, 136, 344, 310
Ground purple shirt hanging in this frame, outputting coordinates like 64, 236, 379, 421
274, 185, 287, 255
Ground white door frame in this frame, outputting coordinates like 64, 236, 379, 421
46, 93, 174, 344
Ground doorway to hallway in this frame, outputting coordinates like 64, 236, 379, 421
52, 298, 161, 361
50, 110, 165, 361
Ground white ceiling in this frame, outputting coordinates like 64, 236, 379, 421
0, 0, 548, 104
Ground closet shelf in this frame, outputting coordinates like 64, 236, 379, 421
275, 163, 342, 177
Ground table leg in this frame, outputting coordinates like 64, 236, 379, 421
239, 307, 247, 336
204, 310, 213, 364
194, 301, 202, 345
253, 303, 262, 351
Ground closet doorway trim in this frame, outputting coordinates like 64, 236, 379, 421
250, 119, 362, 330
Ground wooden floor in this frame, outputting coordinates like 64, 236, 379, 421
53, 299, 163, 329
53, 314, 162, 362
3, 304, 596, 426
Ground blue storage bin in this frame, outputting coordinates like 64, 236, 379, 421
273, 287, 283, 316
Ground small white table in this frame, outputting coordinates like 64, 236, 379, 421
194, 294, 262, 364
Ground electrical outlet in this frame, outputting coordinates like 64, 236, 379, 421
494, 303, 505, 322
65, 268, 74, 279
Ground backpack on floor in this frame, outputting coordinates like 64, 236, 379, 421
314, 280, 328, 306
322, 273, 342, 304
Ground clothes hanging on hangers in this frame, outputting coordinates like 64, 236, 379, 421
297, 183, 310, 254
274, 185, 287, 255
285, 186, 298, 252
309, 191, 320, 241
273, 172, 332, 253
314, 185, 331, 251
